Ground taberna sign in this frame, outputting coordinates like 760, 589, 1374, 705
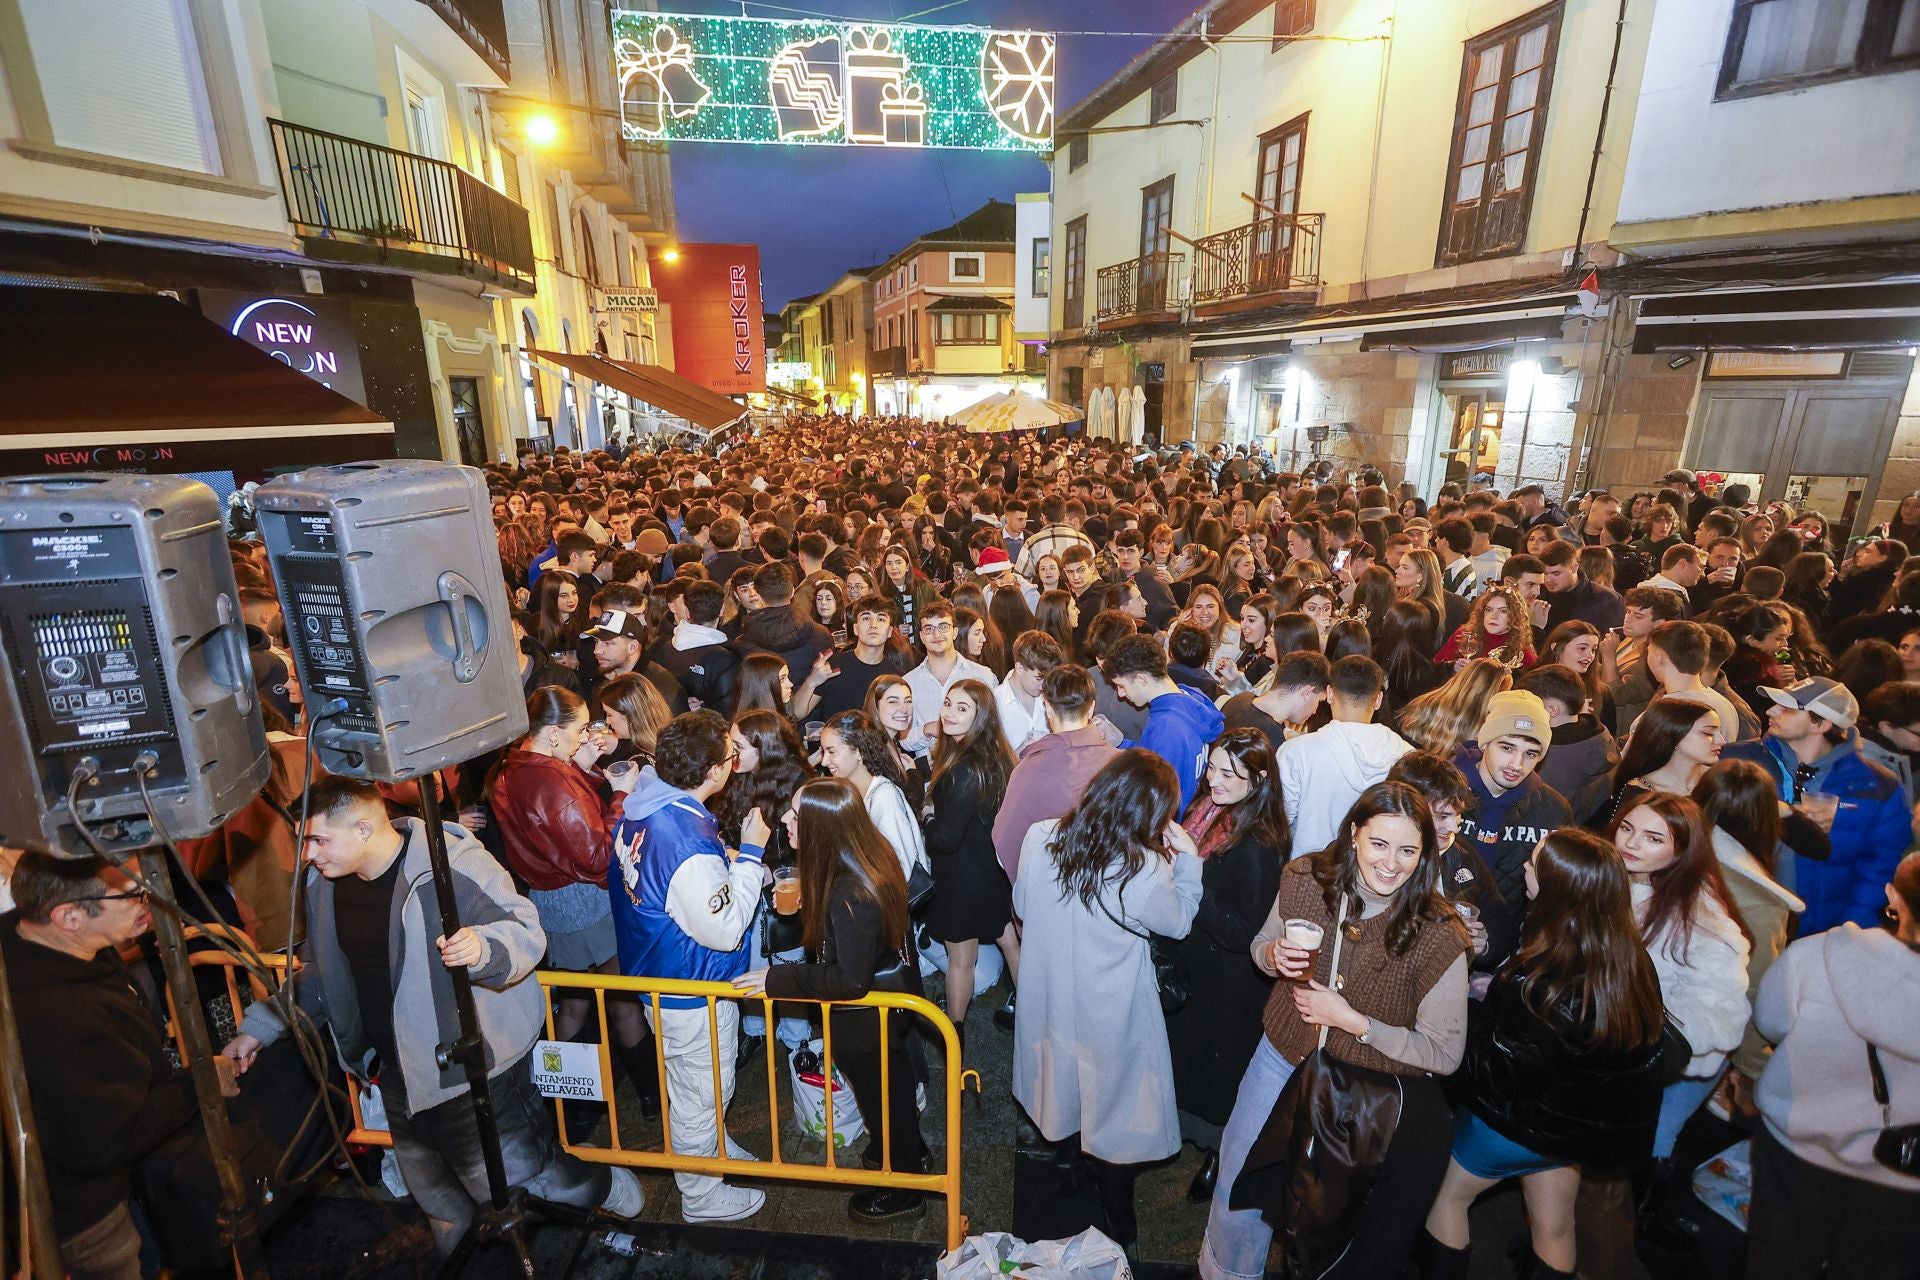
601, 289, 660, 314
194, 289, 369, 405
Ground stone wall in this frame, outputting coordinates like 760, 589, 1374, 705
1583, 353, 1703, 491
1873, 367, 1920, 525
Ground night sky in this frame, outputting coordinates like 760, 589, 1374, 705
664, 0, 1199, 310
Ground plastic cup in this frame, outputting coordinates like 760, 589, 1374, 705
773, 868, 801, 916
603, 759, 637, 788
1281, 918, 1324, 978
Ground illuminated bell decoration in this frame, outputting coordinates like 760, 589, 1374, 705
609, 9, 1054, 152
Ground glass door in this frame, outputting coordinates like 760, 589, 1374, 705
1687, 386, 1903, 536
1443, 392, 1503, 487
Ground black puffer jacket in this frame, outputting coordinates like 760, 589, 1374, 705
738, 604, 833, 684
1457, 970, 1665, 1172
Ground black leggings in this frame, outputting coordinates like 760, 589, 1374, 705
837, 1035, 928, 1173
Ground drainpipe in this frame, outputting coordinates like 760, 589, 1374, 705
1191, 17, 1225, 445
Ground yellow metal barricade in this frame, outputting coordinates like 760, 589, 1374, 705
166, 947, 970, 1251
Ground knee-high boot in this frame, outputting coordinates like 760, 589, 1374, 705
1417, 1230, 1472, 1280
1085, 1154, 1140, 1251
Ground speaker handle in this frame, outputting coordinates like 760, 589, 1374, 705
213, 593, 255, 716
438, 570, 483, 682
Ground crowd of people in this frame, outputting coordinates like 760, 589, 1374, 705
11, 413, 1920, 1280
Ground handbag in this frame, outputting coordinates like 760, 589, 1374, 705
1867, 1043, 1920, 1178
1095, 887, 1189, 1014
906, 861, 936, 913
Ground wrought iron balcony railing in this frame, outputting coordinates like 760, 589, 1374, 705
1190, 213, 1324, 306
269, 118, 536, 292
1095, 251, 1185, 323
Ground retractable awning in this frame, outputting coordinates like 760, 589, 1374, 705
0, 286, 394, 476
1191, 291, 1578, 359
1630, 281, 1920, 352
763, 385, 819, 406
526, 348, 748, 431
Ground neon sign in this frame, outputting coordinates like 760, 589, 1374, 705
611, 11, 1054, 152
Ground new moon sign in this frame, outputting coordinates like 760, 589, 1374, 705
611, 10, 1053, 152
653, 244, 765, 395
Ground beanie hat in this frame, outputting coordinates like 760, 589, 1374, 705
1477, 689, 1552, 750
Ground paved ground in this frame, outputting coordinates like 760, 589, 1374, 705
256, 969, 1749, 1278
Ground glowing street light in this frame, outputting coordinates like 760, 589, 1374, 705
659, 248, 682, 264
523, 113, 560, 147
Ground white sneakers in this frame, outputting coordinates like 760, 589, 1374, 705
681, 1183, 766, 1224
600, 1167, 645, 1219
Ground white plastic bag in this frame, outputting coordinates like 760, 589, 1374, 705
1692, 1138, 1752, 1231
937, 1228, 1133, 1280
788, 1039, 865, 1148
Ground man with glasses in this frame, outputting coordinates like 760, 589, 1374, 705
3, 854, 217, 1279
903, 600, 994, 754
608, 710, 768, 1223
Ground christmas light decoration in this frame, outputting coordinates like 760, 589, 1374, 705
610, 10, 1054, 152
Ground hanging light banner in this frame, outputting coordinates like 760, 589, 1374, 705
611, 10, 1054, 151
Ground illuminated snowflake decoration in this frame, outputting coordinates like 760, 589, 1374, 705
981, 31, 1054, 143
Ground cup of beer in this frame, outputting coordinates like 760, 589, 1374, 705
773, 867, 801, 917
1281, 918, 1324, 979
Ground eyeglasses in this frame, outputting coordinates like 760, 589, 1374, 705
77, 888, 150, 905
920, 622, 954, 635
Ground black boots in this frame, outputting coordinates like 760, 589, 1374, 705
613, 1038, 662, 1120
1416, 1230, 1471, 1280
1636, 1157, 1703, 1252
1186, 1149, 1219, 1202
992, 990, 1016, 1032
1505, 1233, 1574, 1279
1087, 1155, 1141, 1253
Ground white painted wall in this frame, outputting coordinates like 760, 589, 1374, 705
1014, 192, 1050, 339
1616, 0, 1920, 225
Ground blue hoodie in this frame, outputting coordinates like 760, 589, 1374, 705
608, 766, 765, 1009
1127, 684, 1227, 811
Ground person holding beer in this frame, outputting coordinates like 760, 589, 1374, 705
1199, 782, 1470, 1280
731, 778, 931, 1224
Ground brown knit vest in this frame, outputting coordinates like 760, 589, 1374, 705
1261, 861, 1465, 1076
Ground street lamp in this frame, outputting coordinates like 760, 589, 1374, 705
523, 113, 560, 147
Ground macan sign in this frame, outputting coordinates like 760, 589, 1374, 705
611, 10, 1053, 152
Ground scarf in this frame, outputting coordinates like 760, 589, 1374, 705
1182, 796, 1238, 861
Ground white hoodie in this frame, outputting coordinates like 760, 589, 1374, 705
1633, 880, 1752, 1077
1276, 720, 1413, 859
1755, 922, 1920, 1189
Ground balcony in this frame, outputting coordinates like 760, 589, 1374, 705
1095, 252, 1184, 326
1191, 214, 1323, 314
368, 0, 510, 85
875, 346, 909, 377
269, 119, 536, 295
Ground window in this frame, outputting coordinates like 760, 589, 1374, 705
1274, 0, 1316, 46
1063, 366, 1085, 407
450, 376, 487, 466
1063, 215, 1088, 329
936, 313, 1000, 344
1437, 4, 1562, 267
951, 254, 984, 281
910, 261, 919, 283
1068, 134, 1088, 170
545, 183, 566, 266
1033, 237, 1051, 297
1719, 0, 1919, 97
1150, 72, 1178, 123
910, 306, 919, 358
576, 211, 599, 283
1255, 115, 1308, 221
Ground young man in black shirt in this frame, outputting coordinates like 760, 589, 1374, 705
791, 596, 909, 722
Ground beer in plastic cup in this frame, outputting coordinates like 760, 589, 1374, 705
773, 868, 801, 916
1281, 918, 1324, 978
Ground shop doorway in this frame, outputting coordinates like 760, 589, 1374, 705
1442, 391, 1504, 488
1140, 362, 1166, 442
1686, 361, 1910, 536
450, 376, 487, 466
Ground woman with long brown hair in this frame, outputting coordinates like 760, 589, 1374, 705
1424, 829, 1666, 1279
596, 673, 672, 768
1610, 793, 1751, 1237
1397, 658, 1514, 760
732, 652, 793, 719
1034, 589, 1079, 660
732, 778, 931, 1222
532, 572, 588, 668
1201, 782, 1469, 1280
1588, 696, 1725, 829
1435, 587, 1535, 669
1395, 547, 1449, 632
923, 679, 1017, 1036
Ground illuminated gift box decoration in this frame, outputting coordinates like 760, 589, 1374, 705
880, 81, 926, 146
845, 27, 909, 145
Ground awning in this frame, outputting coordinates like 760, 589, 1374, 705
763, 385, 819, 406
1630, 281, 1920, 352
0, 285, 394, 476
1192, 291, 1578, 359
927, 295, 1012, 313
526, 348, 748, 431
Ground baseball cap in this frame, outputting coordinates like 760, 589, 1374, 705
1758, 677, 1858, 731
583, 609, 646, 642
1477, 689, 1552, 750
976, 545, 1013, 574
1662, 468, 1697, 485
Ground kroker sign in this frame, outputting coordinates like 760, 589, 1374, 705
650, 243, 765, 395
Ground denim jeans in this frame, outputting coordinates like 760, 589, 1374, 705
386, 1052, 612, 1255
1654, 1072, 1721, 1159
1198, 1037, 1297, 1280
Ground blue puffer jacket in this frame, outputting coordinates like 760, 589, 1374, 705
1721, 734, 1911, 934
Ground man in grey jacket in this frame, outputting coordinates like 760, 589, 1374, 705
223, 777, 640, 1252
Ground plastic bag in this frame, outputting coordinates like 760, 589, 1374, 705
1691, 1138, 1751, 1232
937, 1228, 1133, 1280
788, 1039, 865, 1148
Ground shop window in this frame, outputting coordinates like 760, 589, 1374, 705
1437, 4, 1562, 267
1063, 216, 1088, 329
1274, 0, 1316, 47
1150, 72, 1178, 123
1718, 0, 1918, 98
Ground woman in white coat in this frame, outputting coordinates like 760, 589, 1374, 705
1611, 793, 1751, 1249
819, 710, 928, 881
1013, 748, 1203, 1254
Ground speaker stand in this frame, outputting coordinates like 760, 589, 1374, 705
135, 847, 273, 1278
415, 787, 604, 1280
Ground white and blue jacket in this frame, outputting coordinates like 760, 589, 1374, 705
609, 766, 765, 1009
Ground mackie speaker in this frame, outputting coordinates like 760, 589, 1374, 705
255, 459, 526, 782
0, 474, 269, 859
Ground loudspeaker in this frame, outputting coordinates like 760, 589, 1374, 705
255, 459, 525, 782
0, 474, 269, 859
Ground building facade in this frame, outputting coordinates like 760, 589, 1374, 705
815, 267, 880, 414
870, 198, 1043, 419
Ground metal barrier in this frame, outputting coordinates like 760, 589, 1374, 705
169, 948, 971, 1251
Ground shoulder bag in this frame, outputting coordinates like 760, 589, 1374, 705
1095, 882, 1189, 1015
1868, 1043, 1920, 1178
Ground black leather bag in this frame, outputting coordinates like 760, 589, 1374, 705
1095, 893, 1188, 1014
1868, 1043, 1920, 1178
906, 862, 936, 913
